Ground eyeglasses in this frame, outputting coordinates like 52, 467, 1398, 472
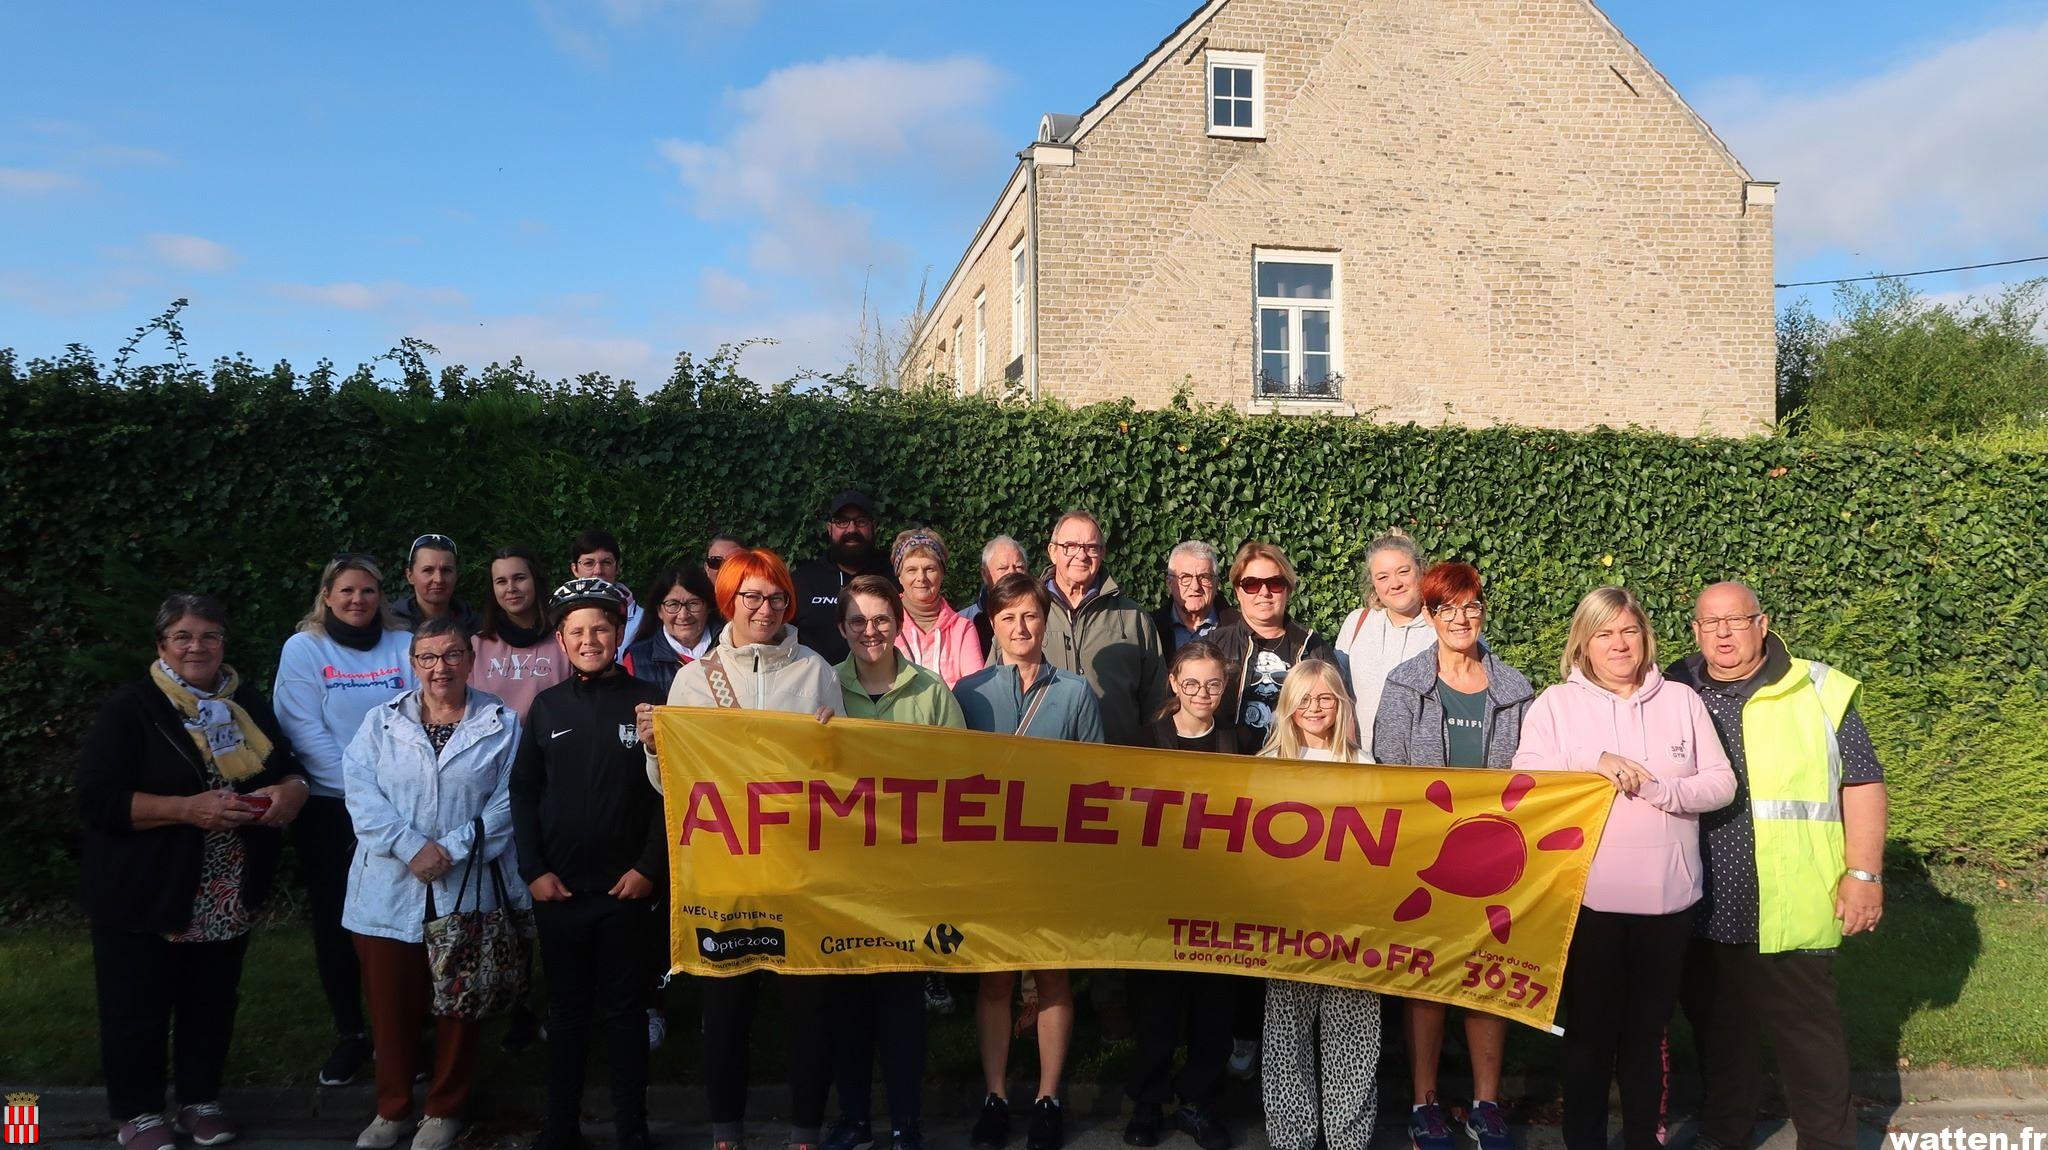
409, 533, 456, 562
165, 631, 226, 649
411, 649, 469, 668
844, 616, 895, 633
1175, 677, 1225, 696
660, 598, 707, 616
1295, 693, 1342, 711
1169, 572, 1215, 588
1431, 602, 1486, 620
1052, 541, 1104, 558
1695, 613, 1762, 632
1236, 576, 1291, 596
827, 515, 874, 529
734, 590, 791, 612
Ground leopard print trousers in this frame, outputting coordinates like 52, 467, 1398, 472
1262, 979, 1384, 1150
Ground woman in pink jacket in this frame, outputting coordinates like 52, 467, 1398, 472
890, 527, 985, 687
1513, 586, 1735, 1150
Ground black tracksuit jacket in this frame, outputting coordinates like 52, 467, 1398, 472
509, 667, 667, 893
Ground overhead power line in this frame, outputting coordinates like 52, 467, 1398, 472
1775, 255, 2048, 290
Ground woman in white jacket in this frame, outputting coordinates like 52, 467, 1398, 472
638, 548, 842, 1150
341, 618, 525, 1150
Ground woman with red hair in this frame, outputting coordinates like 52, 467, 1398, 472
1369, 561, 1536, 1150
637, 548, 844, 1150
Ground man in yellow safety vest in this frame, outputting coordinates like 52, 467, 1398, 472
1666, 582, 1889, 1150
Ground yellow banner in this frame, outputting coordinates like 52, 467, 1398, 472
656, 708, 1614, 1030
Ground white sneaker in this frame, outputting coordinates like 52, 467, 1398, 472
412, 1117, 463, 1150
1226, 1038, 1260, 1080
356, 1115, 411, 1150
647, 1008, 668, 1052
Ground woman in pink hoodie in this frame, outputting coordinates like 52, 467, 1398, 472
1513, 586, 1734, 1150
891, 527, 985, 687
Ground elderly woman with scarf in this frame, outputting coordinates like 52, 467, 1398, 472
891, 527, 984, 687
77, 592, 308, 1150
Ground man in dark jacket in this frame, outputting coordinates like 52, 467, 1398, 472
790, 489, 894, 664
1152, 539, 1241, 656
1210, 541, 1334, 749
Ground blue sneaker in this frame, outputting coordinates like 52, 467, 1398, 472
822, 1121, 874, 1150
1410, 1098, 1454, 1150
1465, 1101, 1513, 1150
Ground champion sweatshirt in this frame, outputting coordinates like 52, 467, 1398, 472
274, 627, 415, 795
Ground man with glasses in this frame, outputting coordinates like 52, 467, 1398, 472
1211, 541, 1335, 748
393, 534, 481, 632
569, 529, 642, 661
791, 490, 893, 664
1666, 582, 1887, 1150
1032, 509, 1167, 749
702, 532, 746, 584
1151, 540, 1241, 655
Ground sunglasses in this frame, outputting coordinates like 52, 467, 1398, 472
1236, 576, 1291, 596
409, 533, 457, 563
705, 555, 726, 570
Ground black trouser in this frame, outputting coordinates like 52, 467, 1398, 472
1561, 906, 1694, 1150
701, 972, 833, 1144
293, 795, 365, 1037
1682, 938, 1857, 1150
1127, 970, 1234, 1110
829, 973, 926, 1131
534, 893, 654, 1138
92, 921, 251, 1120
1231, 977, 1266, 1043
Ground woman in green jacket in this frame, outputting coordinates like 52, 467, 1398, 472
823, 575, 965, 1150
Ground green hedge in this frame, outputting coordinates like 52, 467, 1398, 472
4, 350, 2045, 902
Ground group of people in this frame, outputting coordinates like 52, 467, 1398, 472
79, 490, 1890, 1150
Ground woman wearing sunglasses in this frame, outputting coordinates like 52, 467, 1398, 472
1212, 541, 1337, 749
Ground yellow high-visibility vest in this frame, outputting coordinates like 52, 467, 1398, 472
1741, 656, 1860, 953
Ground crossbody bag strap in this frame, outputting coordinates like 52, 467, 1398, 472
699, 652, 742, 709
1014, 673, 1052, 737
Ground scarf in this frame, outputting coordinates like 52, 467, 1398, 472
150, 660, 273, 782
495, 615, 546, 649
323, 610, 384, 652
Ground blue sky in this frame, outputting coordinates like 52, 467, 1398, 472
4, 0, 2046, 385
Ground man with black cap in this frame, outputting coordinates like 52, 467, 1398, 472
791, 489, 894, 663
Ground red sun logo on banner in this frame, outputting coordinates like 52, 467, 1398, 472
1391, 773, 1588, 943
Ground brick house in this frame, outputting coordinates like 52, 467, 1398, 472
906, 0, 1778, 435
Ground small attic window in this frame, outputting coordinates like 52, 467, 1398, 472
1206, 50, 1264, 139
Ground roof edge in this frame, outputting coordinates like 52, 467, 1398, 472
1577, 0, 1753, 182
908, 160, 1029, 362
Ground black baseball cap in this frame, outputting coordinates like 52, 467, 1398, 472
827, 490, 875, 518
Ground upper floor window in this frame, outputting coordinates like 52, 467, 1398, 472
1010, 239, 1028, 359
1254, 249, 1340, 399
1206, 51, 1264, 139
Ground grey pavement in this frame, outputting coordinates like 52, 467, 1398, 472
31, 1098, 2048, 1150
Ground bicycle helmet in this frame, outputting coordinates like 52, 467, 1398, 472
547, 577, 630, 628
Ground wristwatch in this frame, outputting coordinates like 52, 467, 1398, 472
1844, 868, 1882, 884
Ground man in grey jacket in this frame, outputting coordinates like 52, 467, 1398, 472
1032, 509, 1168, 748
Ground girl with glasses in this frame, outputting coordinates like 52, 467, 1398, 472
1212, 541, 1337, 752
1255, 660, 1381, 1150
623, 563, 722, 696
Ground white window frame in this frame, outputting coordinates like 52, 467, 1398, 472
951, 320, 965, 396
1252, 247, 1342, 397
1205, 50, 1265, 140
973, 292, 987, 392
1010, 239, 1028, 361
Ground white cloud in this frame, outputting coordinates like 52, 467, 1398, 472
276, 281, 471, 312
145, 233, 236, 273
1706, 17, 2048, 263
409, 312, 663, 384
657, 53, 1002, 291
0, 168, 85, 194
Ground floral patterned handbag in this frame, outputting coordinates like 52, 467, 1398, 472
424, 817, 536, 1019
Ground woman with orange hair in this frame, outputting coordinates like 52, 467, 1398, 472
637, 548, 844, 1150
